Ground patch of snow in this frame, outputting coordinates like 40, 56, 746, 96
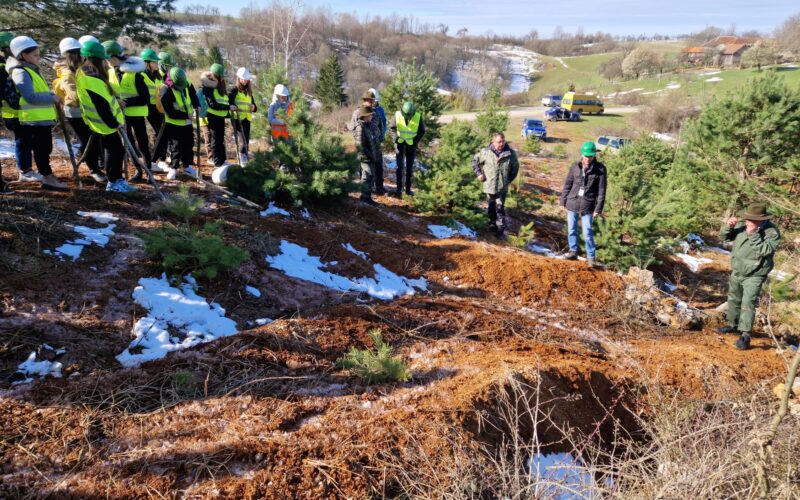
53, 138, 81, 157
675, 253, 713, 273
705, 246, 731, 255
529, 452, 600, 498
527, 242, 560, 258
51, 211, 117, 261
72, 224, 115, 247
267, 240, 427, 301
642, 89, 664, 95
782, 63, 798, 69
260, 202, 290, 217
244, 285, 261, 298
255, 318, 272, 326
658, 279, 678, 293
699, 70, 721, 76
77, 211, 118, 224
666, 82, 681, 89
0, 138, 15, 159
651, 132, 676, 143
437, 88, 453, 96
770, 270, 792, 282
13, 347, 65, 385
554, 57, 569, 68
342, 242, 368, 259
427, 222, 476, 239
54, 243, 86, 261
117, 275, 238, 367
705, 77, 723, 82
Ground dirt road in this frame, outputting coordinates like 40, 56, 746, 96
441, 105, 640, 124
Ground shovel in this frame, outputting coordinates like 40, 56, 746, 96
55, 107, 82, 189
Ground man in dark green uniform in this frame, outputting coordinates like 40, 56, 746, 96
716, 203, 780, 350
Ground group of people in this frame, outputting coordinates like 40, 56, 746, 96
349, 89, 425, 205
0, 32, 292, 193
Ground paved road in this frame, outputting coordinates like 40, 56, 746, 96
440, 106, 640, 124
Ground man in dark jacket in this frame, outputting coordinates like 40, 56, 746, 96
559, 141, 606, 267
716, 203, 781, 350
389, 101, 425, 197
350, 105, 380, 206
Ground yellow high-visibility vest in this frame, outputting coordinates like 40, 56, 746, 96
142, 72, 161, 105
107, 67, 121, 95
395, 110, 421, 145
206, 88, 229, 117
0, 62, 18, 119
119, 72, 148, 117
232, 90, 253, 121
18, 67, 57, 125
164, 87, 192, 127
76, 70, 124, 135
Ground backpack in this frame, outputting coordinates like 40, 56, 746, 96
2, 67, 21, 110
196, 87, 208, 118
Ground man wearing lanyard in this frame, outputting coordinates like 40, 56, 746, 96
559, 141, 607, 267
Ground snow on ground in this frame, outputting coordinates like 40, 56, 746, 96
0, 138, 15, 159
529, 452, 600, 498
53, 138, 81, 157
46, 211, 117, 261
260, 202, 290, 217
705, 77, 723, 82
699, 70, 721, 76
427, 222, 476, 239
117, 275, 238, 367
13, 345, 66, 385
606, 88, 644, 98
527, 242, 560, 258
770, 270, 792, 282
342, 242, 368, 259
437, 88, 453, 96
666, 82, 681, 89
554, 57, 569, 68
244, 285, 261, 298
267, 240, 427, 300
675, 253, 713, 273
651, 132, 676, 143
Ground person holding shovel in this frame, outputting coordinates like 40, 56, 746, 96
159, 67, 198, 180
716, 203, 781, 350
228, 67, 256, 166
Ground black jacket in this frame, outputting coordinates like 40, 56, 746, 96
559, 160, 607, 215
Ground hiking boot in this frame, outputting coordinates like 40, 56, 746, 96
18, 170, 44, 182
360, 195, 378, 206
562, 251, 578, 260
41, 175, 69, 192
405, 189, 415, 197
129, 171, 145, 183
374, 186, 387, 196
393, 190, 403, 198
166, 168, 178, 180
734, 333, 751, 350
716, 325, 737, 334
90, 171, 107, 183
587, 258, 597, 268
106, 179, 138, 193
184, 166, 198, 178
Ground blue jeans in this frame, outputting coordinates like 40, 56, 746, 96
567, 211, 595, 259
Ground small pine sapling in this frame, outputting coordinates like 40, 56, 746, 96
336, 329, 411, 384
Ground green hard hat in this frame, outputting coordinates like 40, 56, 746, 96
140, 48, 158, 62
210, 63, 225, 77
169, 67, 187, 89
80, 40, 108, 60
401, 101, 415, 116
102, 40, 123, 57
158, 51, 174, 66
581, 141, 597, 157
0, 32, 14, 49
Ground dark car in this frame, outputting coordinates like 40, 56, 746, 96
544, 107, 581, 122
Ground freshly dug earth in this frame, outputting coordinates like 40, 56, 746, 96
0, 161, 791, 498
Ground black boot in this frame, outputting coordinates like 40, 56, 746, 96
360, 194, 378, 206
716, 325, 737, 334
734, 333, 751, 350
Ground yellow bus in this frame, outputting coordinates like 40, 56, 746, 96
561, 92, 604, 114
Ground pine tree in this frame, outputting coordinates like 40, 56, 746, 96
0, 0, 176, 48
412, 120, 487, 228
474, 82, 509, 141
226, 96, 358, 205
674, 72, 800, 230
381, 59, 446, 144
315, 55, 348, 111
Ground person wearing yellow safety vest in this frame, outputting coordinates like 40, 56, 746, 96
76, 40, 137, 193
53, 37, 106, 183
102, 41, 124, 96
151, 51, 175, 171
200, 63, 231, 167
228, 67, 257, 165
0, 32, 17, 192
140, 49, 163, 140
268, 84, 293, 141
8, 36, 68, 191
389, 101, 425, 197
119, 55, 152, 182
159, 67, 198, 180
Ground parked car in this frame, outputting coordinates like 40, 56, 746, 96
595, 135, 628, 153
521, 118, 547, 140
544, 107, 581, 122
561, 91, 604, 114
541, 94, 562, 107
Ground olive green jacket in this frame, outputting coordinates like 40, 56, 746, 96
720, 220, 780, 277
471, 144, 520, 195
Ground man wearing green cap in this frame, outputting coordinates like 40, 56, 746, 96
716, 203, 781, 350
559, 141, 606, 267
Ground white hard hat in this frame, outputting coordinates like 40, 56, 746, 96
59, 37, 81, 56
78, 35, 99, 45
10, 36, 38, 58
236, 67, 252, 81
368, 87, 380, 102
274, 84, 289, 97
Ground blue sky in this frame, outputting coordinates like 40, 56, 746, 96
176, 0, 797, 36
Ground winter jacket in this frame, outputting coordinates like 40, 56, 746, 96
10, 57, 57, 126
79, 63, 120, 130
52, 60, 81, 118
159, 83, 195, 123
389, 113, 425, 148
374, 104, 387, 141
720, 220, 780, 278
472, 143, 520, 195
351, 117, 379, 164
119, 57, 149, 110
559, 160, 607, 215
351, 107, 384, 147
269, 99, 291, 126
